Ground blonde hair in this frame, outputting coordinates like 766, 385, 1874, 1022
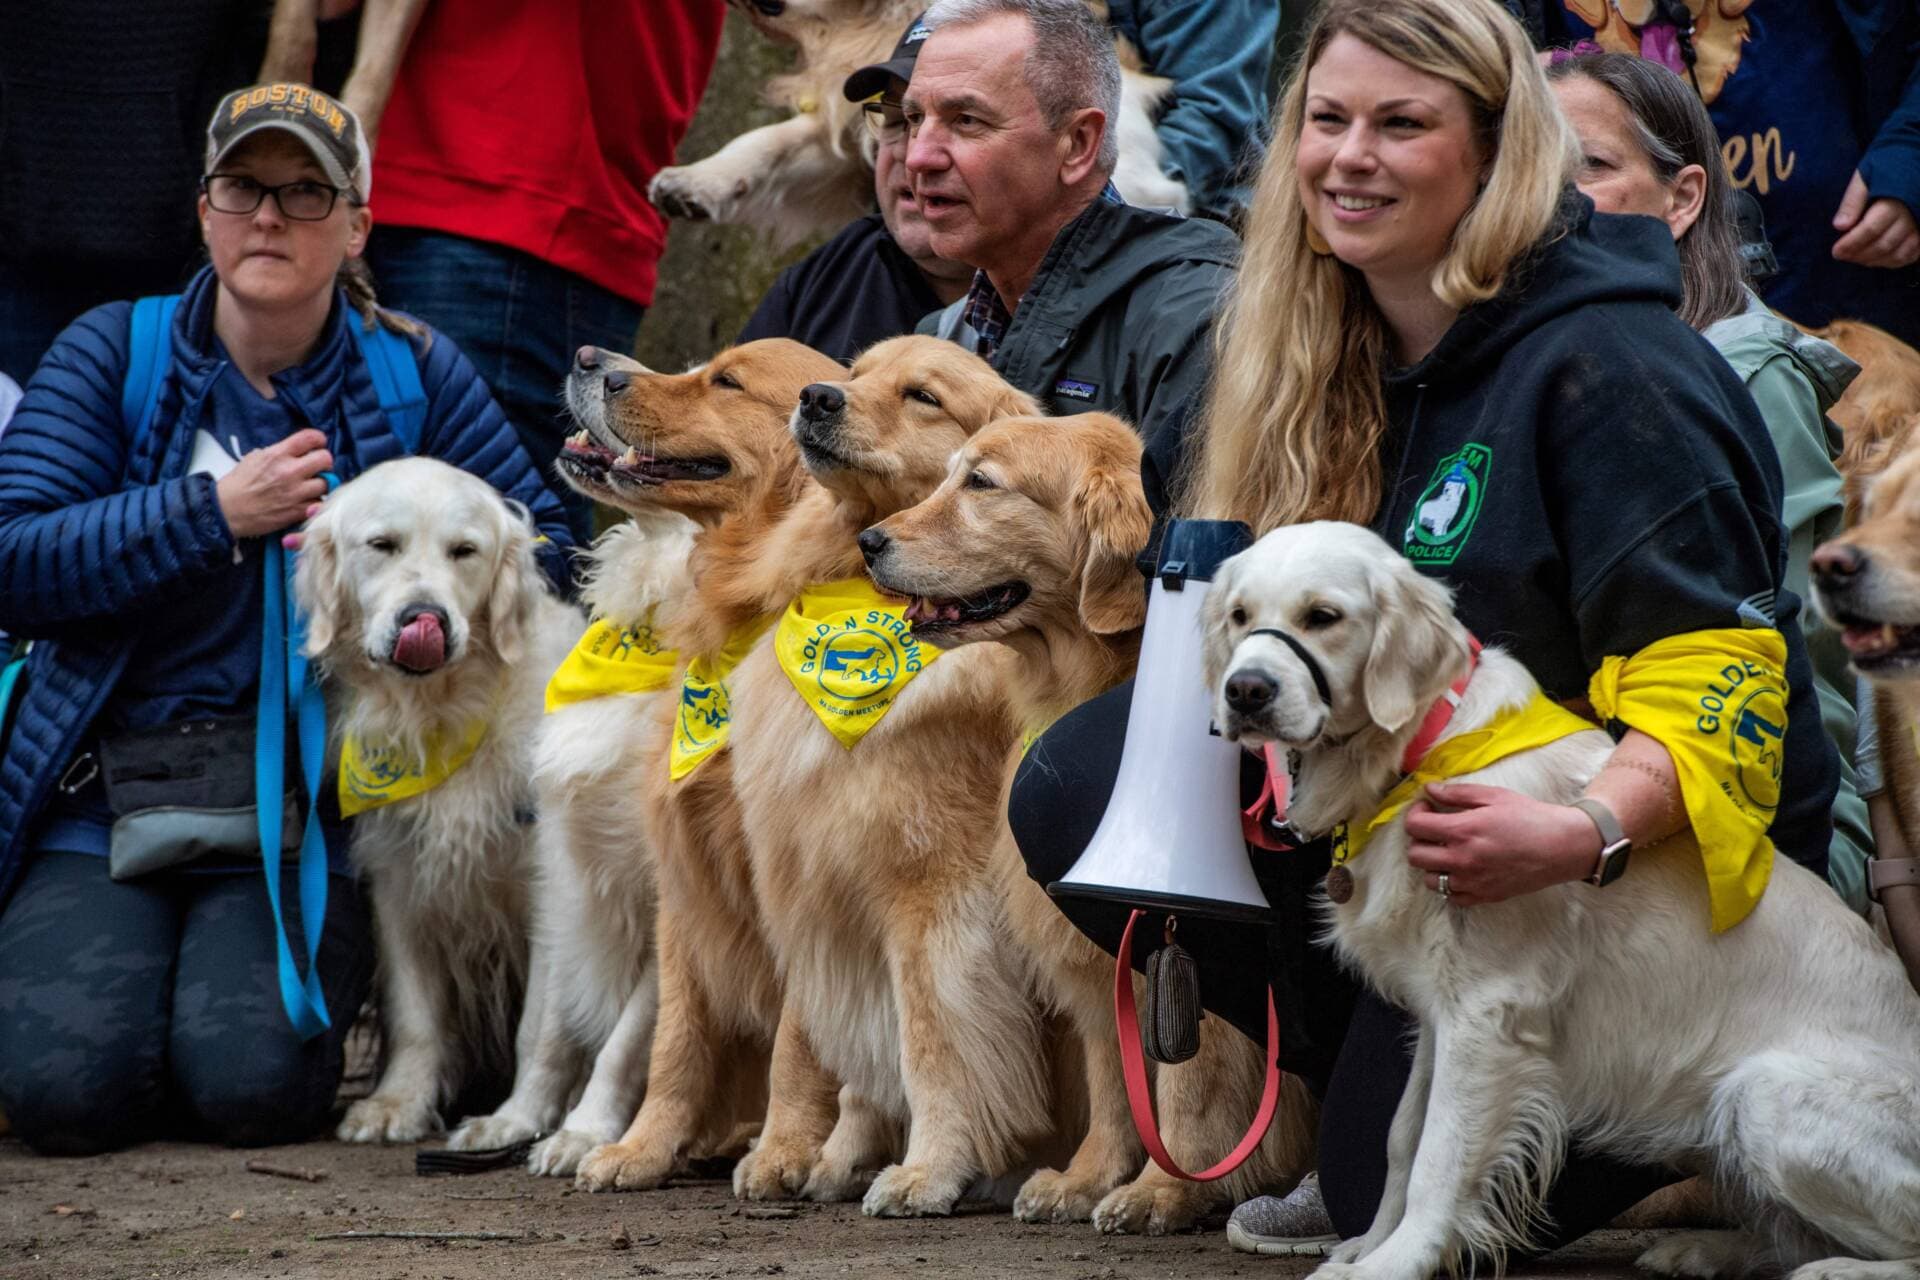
340, 256, 430, 345
1180, 0, 1580, 532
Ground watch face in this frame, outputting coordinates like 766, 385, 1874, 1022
1596, 842, 1631, 887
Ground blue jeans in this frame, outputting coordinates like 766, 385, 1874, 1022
0, 853, 373, 1155
363, 228, 645, 545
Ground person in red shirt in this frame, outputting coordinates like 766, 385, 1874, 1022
362, 0, 727, 545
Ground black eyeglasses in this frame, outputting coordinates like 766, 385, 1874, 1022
862, 99, 909, 145
202, 174, 351, 221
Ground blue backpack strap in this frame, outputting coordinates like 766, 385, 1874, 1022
121, 294, 182, 446
348, 318, 427, 454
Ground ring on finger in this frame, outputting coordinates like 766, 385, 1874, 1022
1436, 872, 1451, 899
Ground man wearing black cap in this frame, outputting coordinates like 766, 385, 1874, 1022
906, 0, 1237, 445
737, 15, 974, 363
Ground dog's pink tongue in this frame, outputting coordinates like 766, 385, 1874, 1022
1639, 22, 1685, 74
393, 614, 447, 672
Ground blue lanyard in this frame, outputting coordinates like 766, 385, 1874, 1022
256, 537, 332, 1040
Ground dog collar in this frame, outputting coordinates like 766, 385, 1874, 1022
1241, 632, 1481, 851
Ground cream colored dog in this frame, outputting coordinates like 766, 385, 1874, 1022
1207, 521, 1920, 1280
297, 457, 584, 1144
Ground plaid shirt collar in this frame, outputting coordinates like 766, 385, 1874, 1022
960, 181, 1125, 360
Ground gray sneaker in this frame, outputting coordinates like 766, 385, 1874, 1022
1225, 1172, 1341, 1257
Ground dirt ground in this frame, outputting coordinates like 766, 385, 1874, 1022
0, 1135, 1672, 1280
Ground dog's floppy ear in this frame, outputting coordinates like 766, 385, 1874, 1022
293, 501, 345, 657
993, 380, 1042, 422
1073, 441, 1153, 636
1361, 557, 1468, 734
485, 499, 541, 665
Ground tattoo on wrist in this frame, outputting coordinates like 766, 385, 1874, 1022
1597, 756, 1684, 824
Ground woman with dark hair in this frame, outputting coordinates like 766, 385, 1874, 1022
1547, 51, 1873, 914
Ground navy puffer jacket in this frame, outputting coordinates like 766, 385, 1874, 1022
0, 265, 575, 903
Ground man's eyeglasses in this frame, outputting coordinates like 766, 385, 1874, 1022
862, 99, 909, 146
202, 174, 351, 221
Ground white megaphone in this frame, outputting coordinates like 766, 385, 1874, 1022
1050, 519, 1269, 922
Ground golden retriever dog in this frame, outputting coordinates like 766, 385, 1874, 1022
649, 0, 1185, 247
862, 412, 1319, 1227
575, 335, 1038, 1202
1813, 432, 1920, 992
562, 336, 855, 1194
444, 351, 701, 1171
1810, 320, 1920, 487
449, 339, 844, 1175
1209, 521, 1920, 1280
295, 457, 585, 1143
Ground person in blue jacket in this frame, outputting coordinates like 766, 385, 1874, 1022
0, 83, 574, 1155
1105, 0, 1280, 223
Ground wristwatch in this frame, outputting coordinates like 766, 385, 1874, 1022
1570, 797, 1632, 887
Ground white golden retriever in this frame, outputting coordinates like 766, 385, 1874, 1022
446, 510, 698, 1174
1203, 521, 1920, 1280
297, 457, 584, 1143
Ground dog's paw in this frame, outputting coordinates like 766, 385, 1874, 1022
336, 1095, 441, 1145
1788, 1260, 1920, 1280
1013, 1168, 1112, 1224
861, 1163, 966, 1218
732, 1136, 819, 1202
529, 1129, 606, 1178
445, 1112, 539, 1153
1091, 1179, 1211, 1236
800, 1151, 879, 1203
1325, 1236, 1377, 1264
1307, 1262, 1382, 1280
647, 165, 747, 224
574, 1141, 674, 1193
1638, 1230, 1766, 1279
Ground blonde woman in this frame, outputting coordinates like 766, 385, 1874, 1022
1013, 0, 1840, 1257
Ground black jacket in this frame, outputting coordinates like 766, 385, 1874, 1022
736, 213, 943, 364
1158, 193, 1838, 876
926, 198, 1239, 442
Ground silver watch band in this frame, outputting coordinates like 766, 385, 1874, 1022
1570, 797, 1631, 886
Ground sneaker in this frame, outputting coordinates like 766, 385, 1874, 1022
1225, 1172, 1341, 1257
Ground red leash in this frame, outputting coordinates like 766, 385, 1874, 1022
1114, 909, 1282, 1181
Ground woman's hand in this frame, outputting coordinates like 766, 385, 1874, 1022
1832, 171, 1920, 269
1402, 782, 1601, 908
216, 429, 332, 539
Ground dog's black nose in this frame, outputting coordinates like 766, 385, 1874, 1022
603, 369, 630, 395
857, 527, 889, 566
1811, 541, 1866, 585
575, 345, 602, 371
798, 383, 845, 422
1225, 668, 1278, 715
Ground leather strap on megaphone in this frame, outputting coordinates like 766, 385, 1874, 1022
1114, 909, 1282, 1181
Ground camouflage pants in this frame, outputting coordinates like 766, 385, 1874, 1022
0, 852, 373, 1155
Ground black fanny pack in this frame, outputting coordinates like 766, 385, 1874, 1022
99, 715, 302, 880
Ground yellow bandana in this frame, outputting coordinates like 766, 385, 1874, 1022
669, 614, 776, 782
339, 719, 489, 817
1333, 691, 1599, 867
1589, 626, 1788, 933
771, 578, 941, 750
544, 614, 679, 713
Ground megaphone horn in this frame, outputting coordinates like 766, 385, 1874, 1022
1049, 519, 1269, 921
1049, 519, 1285, 1185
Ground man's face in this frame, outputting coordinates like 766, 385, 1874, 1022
902, 13, 1067, 275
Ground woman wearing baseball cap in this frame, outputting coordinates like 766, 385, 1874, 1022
0, 84, 574, 1155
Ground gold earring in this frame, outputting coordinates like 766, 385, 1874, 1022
1305, 220, 1333, 256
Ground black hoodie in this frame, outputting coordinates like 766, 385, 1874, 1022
1159, 193, 1837, 877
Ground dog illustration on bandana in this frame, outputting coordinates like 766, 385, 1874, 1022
1562, 0, 1754, 102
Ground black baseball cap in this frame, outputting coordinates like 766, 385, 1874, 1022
843, 12, 933, 102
